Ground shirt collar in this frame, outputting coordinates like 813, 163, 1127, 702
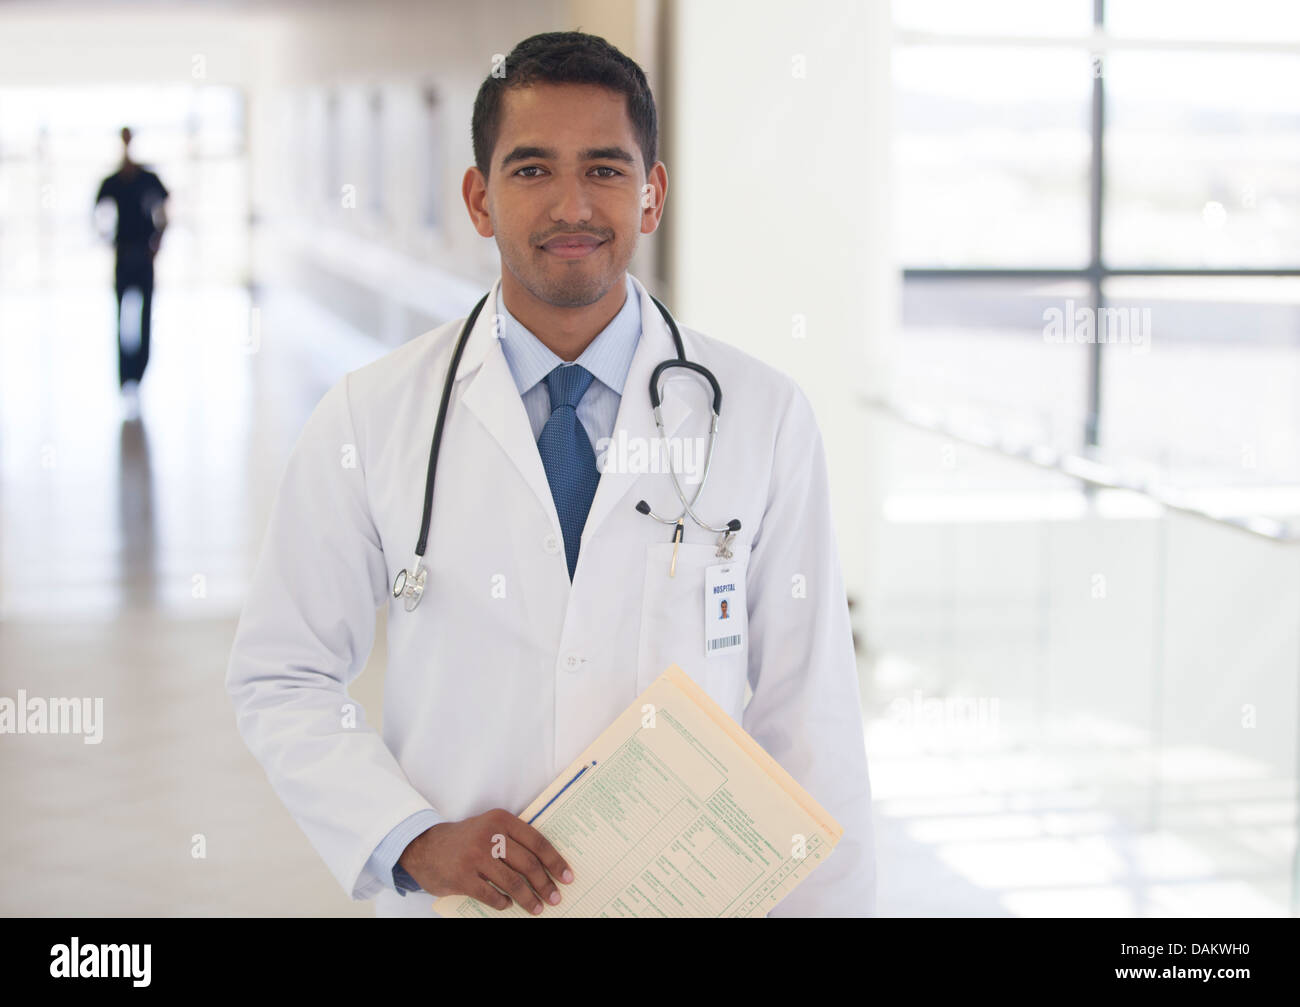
495, 273, 641, 397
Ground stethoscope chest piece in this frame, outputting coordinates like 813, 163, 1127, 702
392, 564, 427, 612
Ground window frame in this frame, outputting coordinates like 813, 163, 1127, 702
897, 0, 1300, 448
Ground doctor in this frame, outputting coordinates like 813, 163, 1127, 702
226, 30, 876, 917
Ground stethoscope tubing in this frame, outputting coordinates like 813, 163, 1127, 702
396, 284, 737, 609
414, 290, 491, 564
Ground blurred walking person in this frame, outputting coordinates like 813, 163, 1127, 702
94, 126, 168, 406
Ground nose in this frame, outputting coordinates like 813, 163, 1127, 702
549, 172, 595, 228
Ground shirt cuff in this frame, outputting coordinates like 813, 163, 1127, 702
365, 809, 443, 897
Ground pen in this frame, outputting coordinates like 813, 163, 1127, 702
669, 518, 684, 578
527, 759, 597, 826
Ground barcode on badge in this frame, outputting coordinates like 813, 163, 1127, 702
708, 635, 741, 652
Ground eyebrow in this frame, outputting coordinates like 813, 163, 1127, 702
500, 145, 636, 168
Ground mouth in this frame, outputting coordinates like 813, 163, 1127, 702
540, 234, 606, 260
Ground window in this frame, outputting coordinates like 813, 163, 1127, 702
893, 1, 1300, 487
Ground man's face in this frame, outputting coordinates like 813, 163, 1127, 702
476, 83, 656, 308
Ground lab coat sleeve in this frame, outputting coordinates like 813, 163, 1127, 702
742, 384, 877, 917
225, 375, 440, 901
366, 808, 445, 894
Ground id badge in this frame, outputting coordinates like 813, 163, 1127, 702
704, 562, 744, 657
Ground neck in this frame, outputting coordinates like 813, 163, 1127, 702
500, 271, 628, 361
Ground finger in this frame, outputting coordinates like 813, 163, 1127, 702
500, 841, 562, 908
508, 820, 574, 885
472, 875, 511, 912
484, 858, 545, 915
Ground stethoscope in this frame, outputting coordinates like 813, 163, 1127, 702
393, 288, 741, 612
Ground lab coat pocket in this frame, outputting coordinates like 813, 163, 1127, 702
636, 540, 751, 719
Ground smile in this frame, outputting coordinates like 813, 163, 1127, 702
540, 238, 606, 260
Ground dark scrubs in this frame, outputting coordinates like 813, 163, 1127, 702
95, 166, 168, 386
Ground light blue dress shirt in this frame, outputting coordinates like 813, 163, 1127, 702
366, 273, 642, 896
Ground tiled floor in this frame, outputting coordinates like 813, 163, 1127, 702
866, 672, 1296, 917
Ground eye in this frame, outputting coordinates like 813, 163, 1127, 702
591, 166, 623, 178
513, 165, 546, 178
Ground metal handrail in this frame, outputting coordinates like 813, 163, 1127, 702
862, 393, 1299, 544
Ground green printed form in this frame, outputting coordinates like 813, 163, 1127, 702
435, 665, 842, 918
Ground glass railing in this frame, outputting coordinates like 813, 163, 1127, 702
860, 394, 1299, 917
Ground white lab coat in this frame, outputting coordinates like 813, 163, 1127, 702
225, 273, 876, 917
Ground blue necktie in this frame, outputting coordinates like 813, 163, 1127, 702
537, 364, 600, 580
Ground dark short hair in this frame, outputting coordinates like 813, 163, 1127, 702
471, 31, 658, 180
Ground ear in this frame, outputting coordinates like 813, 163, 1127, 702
462, 166, 494, 238
639, 161, 668, 237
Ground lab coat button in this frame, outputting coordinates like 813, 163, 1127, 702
543, 533, 560, 554
564, 653, 581, 670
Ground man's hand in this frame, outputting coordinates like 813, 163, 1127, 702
398, 809, 575, 915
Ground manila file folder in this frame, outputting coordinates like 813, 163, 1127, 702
433, 664, 844, 917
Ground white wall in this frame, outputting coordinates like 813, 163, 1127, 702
667, 0, 896, 604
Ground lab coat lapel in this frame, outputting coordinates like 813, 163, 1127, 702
458, 278, 562, 533
583, 275, 693, 542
